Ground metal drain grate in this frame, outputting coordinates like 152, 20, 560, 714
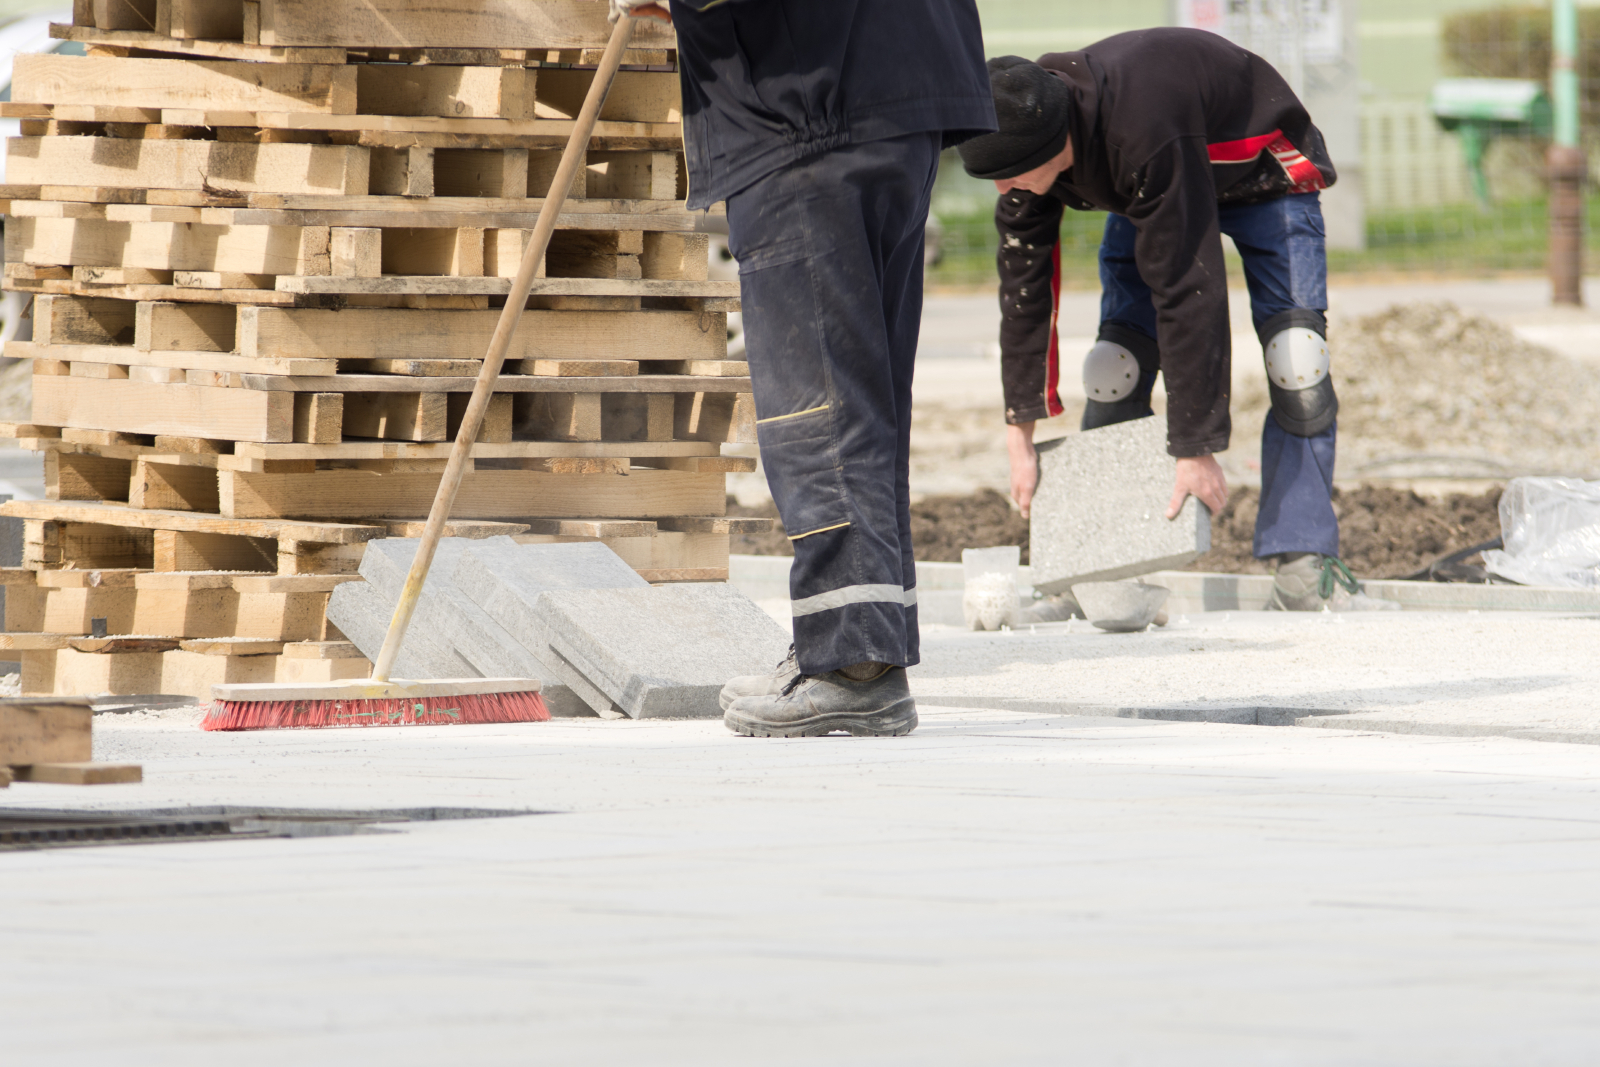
0, 806, 534, 852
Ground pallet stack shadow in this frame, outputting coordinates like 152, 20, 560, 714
0, 0, 768, 700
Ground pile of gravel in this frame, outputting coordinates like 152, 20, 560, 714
1232, 302, 1600, 480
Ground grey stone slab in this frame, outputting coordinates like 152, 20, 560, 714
530, 584, 792, 719
453, 540, 651, 716
360, 538, 548, 680
325, 580, 474, 681
1029, 417, 1210, 594
347, 537, 594, 717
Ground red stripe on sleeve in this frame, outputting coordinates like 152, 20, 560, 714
1206, 130, 1281, 164
1045, 241, 1063, 418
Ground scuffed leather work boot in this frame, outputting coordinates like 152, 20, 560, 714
724, 664, 918, 738
718, 644, 800, 712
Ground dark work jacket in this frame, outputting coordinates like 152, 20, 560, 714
997, 27, 1336, 457
671, 0, 996, 210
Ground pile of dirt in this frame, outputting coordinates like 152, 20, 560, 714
731, 484, 1505, 580
728, 488, 1029, 563
1234, 303, 1600, 480
1187, 485, 1503, 578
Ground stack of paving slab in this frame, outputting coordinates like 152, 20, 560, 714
0, 0, 769, 700
329, 537, 790, 718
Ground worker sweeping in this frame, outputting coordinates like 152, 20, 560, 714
959, 28, 1393, 611
611, 0, 995, 735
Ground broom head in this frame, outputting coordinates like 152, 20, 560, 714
203, 678, 549, 731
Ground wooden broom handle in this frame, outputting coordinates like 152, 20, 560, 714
372, 16, 638, 682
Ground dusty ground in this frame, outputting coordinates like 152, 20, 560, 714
730, 484, 1504, 578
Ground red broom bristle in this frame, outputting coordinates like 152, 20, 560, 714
201, 690, 550, 731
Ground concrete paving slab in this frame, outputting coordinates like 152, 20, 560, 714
359, 538, 550, 681
912, 609, 1600, 744
532, 583, 792, 719
452, 540, 650, 716
325, 580, 472, 681
1150, 569, 1600, 614
5, 689, 1600, 1063
1030, 415, 1209, 593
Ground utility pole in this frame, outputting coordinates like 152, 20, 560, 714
1549, 0, 1585, 306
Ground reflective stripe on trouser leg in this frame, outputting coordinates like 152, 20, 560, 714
726, 133, 938, 676
792, 583, 918, 618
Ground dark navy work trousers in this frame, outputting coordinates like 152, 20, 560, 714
1099, 192, 1340, 559
726, 133, 941, 675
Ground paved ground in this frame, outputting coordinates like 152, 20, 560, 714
4, 609, 1600, 1064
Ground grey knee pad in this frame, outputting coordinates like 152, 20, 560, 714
1080, 324, 1158, 431
1260, 309, 1338, 437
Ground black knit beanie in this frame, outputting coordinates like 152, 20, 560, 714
958, 56, 1072, 180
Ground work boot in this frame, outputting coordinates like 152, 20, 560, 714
718, 644, 799, 712
1268, 553, 1400, 612
725, 663, 918, 738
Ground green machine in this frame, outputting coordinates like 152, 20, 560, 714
1430, 78, 1554, 207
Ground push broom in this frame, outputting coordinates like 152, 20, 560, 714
203, 16, 641, 731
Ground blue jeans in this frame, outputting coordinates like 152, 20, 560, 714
1098, 193, 1339, 559
727, 133, 940, 675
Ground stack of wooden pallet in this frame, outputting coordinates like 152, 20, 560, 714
1, 695, 140, 785
0, 0, 766, 701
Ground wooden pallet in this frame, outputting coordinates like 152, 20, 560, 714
63, 0, 678, 53
7, 218, 712, 289
9, 50, 681, 123
1, 3, 769, 699
1, 635, 371, 701
0, 696, 141, 784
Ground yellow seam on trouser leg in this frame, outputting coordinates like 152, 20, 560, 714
787, 520, 851, 541
756, 404, 830, 425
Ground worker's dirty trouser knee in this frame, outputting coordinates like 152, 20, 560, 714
726, 133, 941, 676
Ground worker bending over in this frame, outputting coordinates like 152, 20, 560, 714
611, 0, 996, 732
959, 28, 1390, 610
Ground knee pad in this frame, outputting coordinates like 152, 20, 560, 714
1261, 310, 1338, 437
1080, 325, 1158, 431
1082, 339, 1142, 403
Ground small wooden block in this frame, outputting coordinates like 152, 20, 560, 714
331, 227, 382, 277
0, 766, 10, 788
175, 271, 274, 289
14, 762, 143, 785
0, 633, 74, 650
293, 392, 343, 444
0, 697, 92, 765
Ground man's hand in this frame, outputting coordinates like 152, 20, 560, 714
1167, 454, 1228, 519
609, 0, 671, 23
1006, 421, 1039, 519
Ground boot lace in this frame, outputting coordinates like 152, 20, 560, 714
1318, 556, 1361, 600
